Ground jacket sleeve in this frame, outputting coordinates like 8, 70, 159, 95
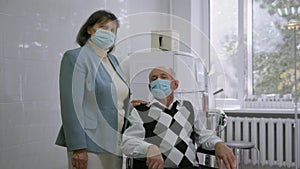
59, 50, 87, 151
121, 109, 153, 158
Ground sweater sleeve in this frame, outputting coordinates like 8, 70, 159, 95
193, 112, 223, 150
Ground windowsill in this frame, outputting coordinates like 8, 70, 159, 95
223, 107, 296, 114
219, 105, 300, 119
215, 98, 299, 112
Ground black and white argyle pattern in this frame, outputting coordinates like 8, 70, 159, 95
137, 101, 197, 168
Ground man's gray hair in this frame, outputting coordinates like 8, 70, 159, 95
155, 66, 176, 79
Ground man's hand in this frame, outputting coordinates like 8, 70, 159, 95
146, 145, 164, 169
72, 149, 88, 169
215, 142, 236, 169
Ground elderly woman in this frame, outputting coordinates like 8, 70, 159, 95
55, 10, 130, 169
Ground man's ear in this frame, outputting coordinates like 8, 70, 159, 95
148, 84, 151, 91
171, 80, 179, 90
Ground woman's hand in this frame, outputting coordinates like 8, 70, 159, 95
72, 149, 88, 169
131, 100, 148, 107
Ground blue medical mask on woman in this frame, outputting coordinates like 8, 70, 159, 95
91, 28, 115, 50
150, 78, 172, 99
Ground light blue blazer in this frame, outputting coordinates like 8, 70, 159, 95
55, 44, 130, 154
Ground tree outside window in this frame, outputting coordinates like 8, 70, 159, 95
253, 0, 300, 98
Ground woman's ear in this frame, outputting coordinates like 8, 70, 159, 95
87, 26, 95, 35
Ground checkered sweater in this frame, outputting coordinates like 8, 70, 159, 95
121, 100, 222, 168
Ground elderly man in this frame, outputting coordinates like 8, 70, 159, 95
122, 66, 236, 169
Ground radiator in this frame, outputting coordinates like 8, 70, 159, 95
220, 116, 299, 168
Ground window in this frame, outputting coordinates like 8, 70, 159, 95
210, 0, 239, 99
210, 0, 300, 106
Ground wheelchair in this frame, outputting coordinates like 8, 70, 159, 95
124, 109, 228, 169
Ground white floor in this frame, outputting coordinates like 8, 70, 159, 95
122, 156, 297, 169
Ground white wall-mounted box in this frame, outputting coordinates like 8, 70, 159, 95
151, 30, 179, 51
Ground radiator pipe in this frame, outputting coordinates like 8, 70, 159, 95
289, 19, 299, 169
293, 26, 299, 169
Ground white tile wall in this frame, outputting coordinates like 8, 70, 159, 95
0, 0, 172, 169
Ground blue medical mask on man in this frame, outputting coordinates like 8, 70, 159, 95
91, 28, 115, 50
150, 78, 172, 99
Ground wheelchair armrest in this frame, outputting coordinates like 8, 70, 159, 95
197, 147, 218, 169
197, 147, 215, 156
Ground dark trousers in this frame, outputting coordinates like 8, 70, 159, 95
129, 158, 213, 169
